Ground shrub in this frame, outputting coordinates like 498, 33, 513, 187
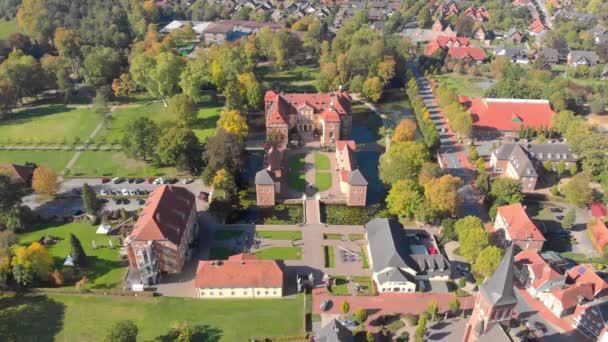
403, 314, 418, 326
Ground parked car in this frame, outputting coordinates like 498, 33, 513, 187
129, 190, 137, 196
122, 198, 130, 204
111, 177, 124, 184
114, 198, 122, 204
137, 199, 145, 205
533, 321, 547, 333
135, 178, 145, 184
128, 178, 135, 183
101, 178, 110, 184
147, 177, 155, 184
99, 190, 108, 196
121, 189, 129, 196
550, 207, 563, 213
339, 320, 358, 327
182, 178, 193, 184
73, 210, 84, 216
153, 178, 165, 185
456, 264, 470, 272
320, 299, 331, 311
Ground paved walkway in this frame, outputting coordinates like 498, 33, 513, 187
305, 199, 320, 224
61, 109, 111, 176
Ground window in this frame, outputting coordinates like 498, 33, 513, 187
231, 291, 235, 296
265, 291, 269, 295
273, 290, 277, 295
256, 291, 260, 295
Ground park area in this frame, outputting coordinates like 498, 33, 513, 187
434, 73, 489, 98
0, 292, 305, 341
19, 222, 127, 289
287, 154, 306, 191
68, 151, 180, 177
0, 150, 74, 172
257, 65, 319, 93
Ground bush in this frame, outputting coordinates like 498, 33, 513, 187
403, 314, 418, 326
458, 277, 466, 288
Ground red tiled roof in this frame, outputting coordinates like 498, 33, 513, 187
568, 264, 608, 298
497, 203, 546, 242
264, 90, 351, 127
0, 163, 34, 184
322, 108, 341, 122
591, 201, 607, 218
336, 140, 356, 152
340, 169, 350, 182
515, 249, 545, 265
336, 140, 356, 172
195, 254, 284, 289
515, 250, 563, 289
530, 19, 547, 34
551, 283, 594, 310
447, 47, 486, 61
462, 98, 555, 132
590, 219, 608, 250
464, 6, 491, 21
264, 90, 277, 102
129, 185, 195, 245
425, 36, 470, 56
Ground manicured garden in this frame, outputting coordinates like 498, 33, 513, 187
257, 65, 320, 93
314, 152, 330, 170
324, 246, 335, 268
320, 203, 384, 225
0, 292, 305, 341
69, 151, 180, 177
254, 247, 302, 260
0, 150, 74, 172
257, 230, 302, 240
349, 233, 365, 241
0, 105, 101, 145
328, 276, 349, 295
287, 153, 306, 192
19, 222, 126, 289
315, 172, 332, 192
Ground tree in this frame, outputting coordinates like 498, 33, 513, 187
366, 331, 375, 342
0, 174, 24, 212
0, 49, 44, 102
563, 173, 592, 207
418, 162, 442, 185
449, 298, 460, 316
569, 163, 578, 176
70, 233, 87, 266
341, 300, 350, 314
12, 242, 53, 286
423, 175, 463, 216
112, 73, 136, 97
82, 47, 122, 87
217, 109, 248, 139
0, 80, 17, 113
32, 166, 59, 196
562, 208, 576, 230
556, 160, 566, 177
476, 174, 491, 194
543, 160, 553, 172
168, 94, 197, 125
427, 301, 439, 321
105, 320, 138, 342
238, 72, 262, 110
355, 308, 368, 323
377, 58, 396, 84
179, 51, 210, 101
151, 52, 186, 105
386, 179, 424, 220
473, 246, 503, 279
468, 145, 479, 161
489, 56, 510, 80
203, 128, 245, 180
415, 312, 428, 342
458, 226, 489, 262
393, 119, 416, 142
82, 183, 100, 214
440, 218, 457, 244
0, 230, 17, 287
155, 127, 203, 173
51, 269, 63, 287
455, 15, 475, 37
454, 216, 485, 236
122, 117, 159, 161
362, 76, 383, 102
212, 169, 237, 199
490, 178, 523, 204
379, 142, 429, 184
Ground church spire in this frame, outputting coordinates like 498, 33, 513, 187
479, 244, 517, 306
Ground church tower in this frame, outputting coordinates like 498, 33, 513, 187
463, 244, 517, 342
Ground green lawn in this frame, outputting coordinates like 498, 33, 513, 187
329, 276, 349, 295
348, 233, 365, 241
324, 233, 343, 240
19, 222, 126, 289
315, 172, 332, 192
257, 230, 302, 240
287, 154, 306, 192
254, 247, 302, 260
258, 65, 320, 93
360, 246, 369, 269
209, 247, 236, 260
69, 151, 180, 177
0, 105, 101, 144
0, 292, 304, 341
0, 19, 18, 39
0, 150, 74, 172
314, 152, 330, 170
214, 230, 243, 241
324, 246, 335, 268
434, 73, 486, 97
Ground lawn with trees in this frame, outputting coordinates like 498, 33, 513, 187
0, 292, 305, 341
0, 19, 17, 38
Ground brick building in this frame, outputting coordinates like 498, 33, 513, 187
336, 140, 367, 206
255, 146, 283, 206
494, 203, 545, 251
125, 185, 198, 286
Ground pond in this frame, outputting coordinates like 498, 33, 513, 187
242, 151, 264, 186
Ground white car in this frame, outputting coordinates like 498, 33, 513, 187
153, 178, 164, 185
121, 189, 129, 196
129, 190, 137, 196
99, 190, 108, 196
182, 178, 193, 184
111, 177, 123, 184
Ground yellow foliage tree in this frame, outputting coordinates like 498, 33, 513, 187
377, 58, 396, 84
423, 174, 463, 216
112, 73, 136, 97
393, 119, 417, 142
217, 109, 248, 138
32, 166, 59, 196
12, 242, 53, 285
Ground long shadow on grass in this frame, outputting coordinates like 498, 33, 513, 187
193, 115, 220, 131
0, 294, 65, 341
153, 324, 222, 342
1, 106, 75, 124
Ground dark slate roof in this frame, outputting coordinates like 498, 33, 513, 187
480, 244, 518, 306
348, 169, 368, 186
376, 267, 416, 284
410, 254, 451, 277
366, 218, 410, 273
493, 143, 518, 160
526, 143, 576, 163
569, 50, 599, 65
316, 319, 353, 342
255, 169, 275, 185
508, 144, 537, 178
537, 48, 559, 63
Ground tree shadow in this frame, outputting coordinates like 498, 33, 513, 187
153, 324, 223, 342
0, 294, 65, 342
1, 105, 76, 124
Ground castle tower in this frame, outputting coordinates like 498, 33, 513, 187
463, 244, 517, 342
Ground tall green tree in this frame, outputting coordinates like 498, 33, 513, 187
490, 178, 523, 204
150, 52, 186, 105
155, 127, 203, 173
0, 174, 24, 212
122, 117, 159, 160
168, 94, 198, 125
69, 233, 87, 266
82, 47, 122, 87
0, 50, 44, 102
563, 173, 592, 207
386, 179, 424, 220
562, 208, 576, 229
473, 246, 503, 279
379, 141, 429, 185
81, 183, 99, 215
179, 51, 210, 101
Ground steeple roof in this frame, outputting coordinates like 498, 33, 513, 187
479, 244, 518, 306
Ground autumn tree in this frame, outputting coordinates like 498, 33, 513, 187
32, 166, 59, 197
362, 76, 383, 102
379, 141, 429, 184
341, 300, 350, 314
418, 162, 442, 185
355, 308, 368, 323
203, 128, 245, 184
423, 175, 463, 216
168, 94, 197, 125
112, 74, 136, 97
0, 80, 17, 113
0, 230, 17, 287
70, 233, 87, 266
53, 27, 81, 74
489, 56, 510, 79
212, 169, 237, 199
392, 119, 416, 142
122, 117, 159, 160
386, 179, 424, 220
12, 242, 53, 286
217, 109, 248, 139
377, 58, 396, 84
449, 298, 460, 316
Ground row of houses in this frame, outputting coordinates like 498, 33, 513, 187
160, 19, 284, 45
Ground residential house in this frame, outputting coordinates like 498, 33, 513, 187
535, 47, 560, 64
431, 18, 456, 36
314, 319, 353, 342
446, 46, 487, 62
195, 253, 284, 298
495, 203, 546, 251
473, 25, 490, 41
515, 249, 566, 297
495, 47, 529, 64
567, 50, 600, 66
0, 163, 35, 185
591, 24, 608, 45
503, 28, 525, 44
264, 90, 353, 147
335, 140, 368, 206
572, 300, 608, 341
255, 146, 284, 206
425, 36, 470, 56
126, 185, 198, 286
464, 6, 490, 21
438, 1, 461, 17
530, 18, 548, 35
459, 97, 556, 138
365, 218, 450, 294
203, 22, 233, 44
568, 264, 608, 298
590, 202, 607, 219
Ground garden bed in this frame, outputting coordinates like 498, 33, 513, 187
254, 247, 302, 260
229, 204, 303, 225
324, 246, 335, 268
320, 203, 384, 225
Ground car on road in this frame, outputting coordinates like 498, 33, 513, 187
320, 299, 331, 311
99, 190, 108, 196
182, 178, 193, 184
114, 198, 122, 204
121, 189, 129, 196
122, 198, 130, 204
111, 177, 124, 184
101, 178, 110, 184
339, 320, 358, 327
456, 264, 470, 272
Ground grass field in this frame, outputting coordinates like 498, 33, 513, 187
19, 222, 126, 289
287, 154, 306, 191
0, 19, 18, 39
254, 247, 302, 260
259, 65, 320, 93
69, 151, 180, 177
329, 276, 349, 295
0, 150, 74, 172
0, 105, 101, 144
0, 292, 304, 341
314, 152, 330, 170
257, 230, 302, 240
360, 246, 369, 269
315, 172, 332, 192
324, 246, 335, 268
434, 73, 486, 97
214, 230, 243, 240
